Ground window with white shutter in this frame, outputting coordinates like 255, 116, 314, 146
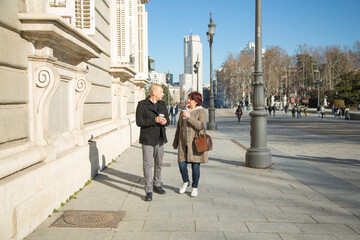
74, 0, 95, 35
117, 0, 126, 61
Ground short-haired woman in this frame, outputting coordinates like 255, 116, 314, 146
173, 91, 208, 197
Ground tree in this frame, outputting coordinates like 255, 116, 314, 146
335, 72, 360, 107
263, 46, 288, 104
161, 84, 171, 106
217, 52, 254, 106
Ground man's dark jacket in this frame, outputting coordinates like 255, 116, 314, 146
136, 98, 170, 146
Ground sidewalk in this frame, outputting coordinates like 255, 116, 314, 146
26, 121, 360, 240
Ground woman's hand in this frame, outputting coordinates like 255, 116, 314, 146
182, 111, 190, 118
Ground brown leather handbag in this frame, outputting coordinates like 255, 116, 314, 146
194, 128, 213, 153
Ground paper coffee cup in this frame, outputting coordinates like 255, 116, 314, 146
159, 114, 164, 117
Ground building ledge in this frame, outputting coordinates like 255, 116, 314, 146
110, 64, 136, 82
132, 75, 148, 88
18, 13, 105, 62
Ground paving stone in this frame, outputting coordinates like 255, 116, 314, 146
218, 211, 267, 222
347, 224, 360, 235
170, 231, 225, 240
279, 206, 329, 215
224, 232, 282, 240
26, 228, 115, 240
311, 215, 360, 224
196, 220, 248, 232
296, 223, 359, 237
264, 214, 317, 223
116, 220, 144, 232
253, 199, 298, 207
279, 233, 338, 240
143, 220, 195, 231
112, 231, 169, 240
246, 222, 301, 233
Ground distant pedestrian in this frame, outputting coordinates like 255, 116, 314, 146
334, 106, 339, 117
333, 105, 337, 117
304, 107, 308, 117
292, 106, 296, 119
320, 105, 325, 119
235, 105, 243, 122
284, 105, 288, 114
169, 104, 178, 125
296, 105, 302, 119
341, 106, 345, 117
272, 105, 276, 116
268, 105, 272, 115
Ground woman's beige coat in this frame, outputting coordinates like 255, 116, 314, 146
173, 107, 209, 163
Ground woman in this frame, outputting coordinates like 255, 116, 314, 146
173, 91, 208, 197
235, 105, 243, 122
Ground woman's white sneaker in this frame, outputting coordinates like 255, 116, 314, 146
179, 182, 189, 194
191, 188, 198, 197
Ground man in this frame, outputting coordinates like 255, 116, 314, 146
320, 105, 325, 119
136, 84, 170, 201
169, 104, 178, 125
296, 104, 302, 119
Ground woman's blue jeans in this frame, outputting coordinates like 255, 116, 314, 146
179, 161, 200, 188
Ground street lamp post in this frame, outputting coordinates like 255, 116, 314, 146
245, 0, 272, 168
207, 12, 217, 130
193, 55, 200, 92
166, 71, 170, 111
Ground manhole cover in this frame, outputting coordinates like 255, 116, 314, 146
52, 210, 125, 228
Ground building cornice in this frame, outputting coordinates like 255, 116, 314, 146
18, 13, 105, 62
110, 64, 136, 82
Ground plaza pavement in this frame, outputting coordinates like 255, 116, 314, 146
26, 110, 360, 240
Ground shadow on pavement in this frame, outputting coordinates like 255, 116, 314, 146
209, 157, 245, 167
94, 168, 144, 199
273, 154, 360, 166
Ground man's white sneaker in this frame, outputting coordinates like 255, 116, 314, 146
191, 188, 198, 197
179, 182, 189, 194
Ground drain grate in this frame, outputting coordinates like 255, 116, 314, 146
52, 210, 125, 228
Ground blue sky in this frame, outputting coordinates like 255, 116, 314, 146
146, 0, 360, 85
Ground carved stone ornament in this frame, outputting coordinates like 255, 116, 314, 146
33, 66, 60, 145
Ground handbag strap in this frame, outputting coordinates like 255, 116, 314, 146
195, 124, 206, 136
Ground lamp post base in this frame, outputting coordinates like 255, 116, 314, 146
207, 121, 217, 130
245, 110, 272, 168
207, 108, 217, 130
245, 148, 272, 168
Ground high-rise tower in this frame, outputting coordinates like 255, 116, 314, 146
180, 35, 203, 95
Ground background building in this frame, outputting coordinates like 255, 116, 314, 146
148, 71, 167, 85
240, 41, 265, 59
179, 34, 203, 98
0, 0, 150, 239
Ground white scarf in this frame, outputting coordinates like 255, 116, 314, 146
187, 106, 203, 113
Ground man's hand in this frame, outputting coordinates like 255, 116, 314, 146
159, 118, 167, 125
155, 116, 162, 123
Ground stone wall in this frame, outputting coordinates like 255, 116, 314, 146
0, 0, 148, 239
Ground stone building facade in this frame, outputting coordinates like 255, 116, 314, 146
0, 0, 150, 239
